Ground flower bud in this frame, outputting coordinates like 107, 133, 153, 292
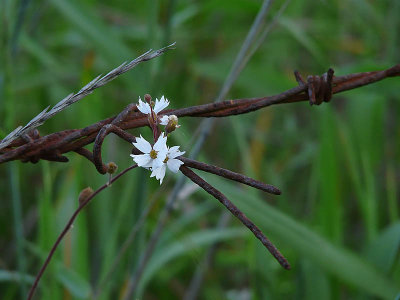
78, 187, 94, 206
107, 162, 118, 174
144, 94, 152, 104
164, 115, 180, 134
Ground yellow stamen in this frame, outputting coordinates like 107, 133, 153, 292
150, 149, 158, 159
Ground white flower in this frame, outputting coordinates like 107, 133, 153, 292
159, 115, 169, 125
159, 114, 179, 126
153, 96, 170, 113
137, 97, 152, 114
160, 115, 181, 135
130, 133, 168, 169
137, 95, 169, 115
150, 146, 185, 184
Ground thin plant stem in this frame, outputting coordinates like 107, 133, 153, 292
11, 0, 31, 56
10, 162, 27, 298
239, 0, 291, 73
0, 43, 175, 150
217, 0, 273, 101
26, 164, 138, 300
386, 165, 399, 222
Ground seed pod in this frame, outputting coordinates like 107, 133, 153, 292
78, 187, 94, 206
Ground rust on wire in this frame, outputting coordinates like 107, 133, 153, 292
1, 65, 399, 165
180, 157, 281, 195
93, 124, 137, 174
0, 65, 397, 164
180, 166, 291, 270
295, 68, 334, 105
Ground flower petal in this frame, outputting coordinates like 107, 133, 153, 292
153, 133, 167, 152
167, 158, 184, 173
131, 153, 152, 167
159, 115, 169, 125
152, 152, 167, 169
151, 164, 167, 184
142, 158, 154, 169
153, 95, 170, 113
132, 135, 152, 153
168, 146, 185, 159
137, 98, 151, 114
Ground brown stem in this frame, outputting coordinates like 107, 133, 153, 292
26, 164, 138, 300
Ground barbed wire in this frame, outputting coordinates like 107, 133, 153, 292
1, 64, 398, 166
12, 62, 398, 300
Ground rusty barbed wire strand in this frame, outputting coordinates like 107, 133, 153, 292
180, 166, 291, 270
18, 63, 399, 299
1, 64, 398, 166
74, 123, 281, 197
93, 124, 136, 174
180, 157, 281, 195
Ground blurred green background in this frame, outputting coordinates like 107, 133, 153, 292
1, 0, 399, 299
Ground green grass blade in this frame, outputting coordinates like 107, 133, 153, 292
365, 222, 400, 275
278, 16, 325, 66
138, 228, 247, 295
55, 265, 91, 299
48, 0, 132, 63
212, 179, 400, 299
0, 270, 34, 284
317, 107, 343, 244
9, 162, 27, 298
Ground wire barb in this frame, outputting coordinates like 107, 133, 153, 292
295, 68, 335, 105
1, 65, 398, 165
